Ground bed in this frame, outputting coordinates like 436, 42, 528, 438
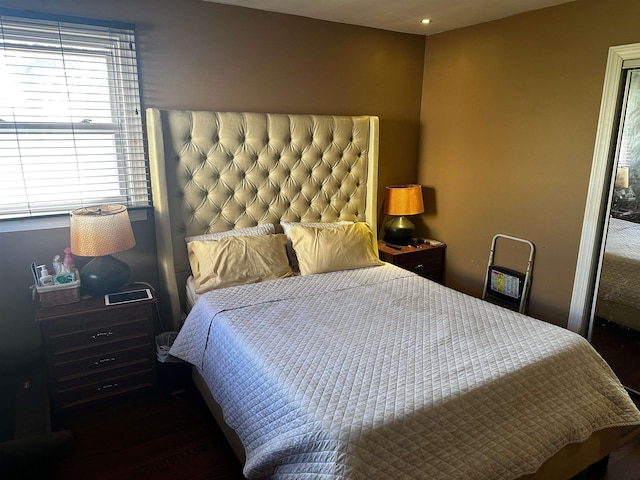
146, 108, 640, 479
595, 216, 640, 332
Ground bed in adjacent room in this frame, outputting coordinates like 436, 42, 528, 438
595, 216, 640, 332
146, 108, 640, 480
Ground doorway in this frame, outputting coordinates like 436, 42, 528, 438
569, 44, 640, 335
568, 44, 640, 399
590, 67, 640, 395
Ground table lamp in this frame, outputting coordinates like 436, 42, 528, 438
383, 184, 424, 245
615, 166, 629, 189
70, 204, 136, 296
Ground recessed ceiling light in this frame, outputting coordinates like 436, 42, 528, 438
421, 19, 431, 25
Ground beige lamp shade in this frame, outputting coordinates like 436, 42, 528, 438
70, 204, 136, 257
385, 184, 425, 216
615, 166, 630, 189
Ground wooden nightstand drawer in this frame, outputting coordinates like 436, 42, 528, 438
45, 317, 150, 355
43, 303, 149, 336
56, 357, 153, 391
378, 240, 446, 282
50, 335, 151, 365
392, 251, 442, 267
407, 257, 443, 278
56, 369, 155, 410
53, 344, 154, 381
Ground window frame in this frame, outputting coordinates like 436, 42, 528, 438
0, 8, 150, 226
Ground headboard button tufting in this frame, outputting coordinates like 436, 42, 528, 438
146, 109, 378, 329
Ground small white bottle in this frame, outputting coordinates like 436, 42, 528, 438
38, 265, 52, 285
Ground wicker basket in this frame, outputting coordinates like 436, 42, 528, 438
36, 280, 81, 307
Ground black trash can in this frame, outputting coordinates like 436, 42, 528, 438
155, 332, 191, 396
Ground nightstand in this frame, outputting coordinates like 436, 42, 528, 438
35, 290, 157, 414
378, 239, 446, 282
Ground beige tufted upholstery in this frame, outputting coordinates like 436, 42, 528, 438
147, 109, 379, 328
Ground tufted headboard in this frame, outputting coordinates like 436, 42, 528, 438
147, 109, 379, 329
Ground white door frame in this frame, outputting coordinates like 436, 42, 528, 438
568, 43, 640, 335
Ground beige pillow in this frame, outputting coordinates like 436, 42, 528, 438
188, 234, 293, 293
289, 222, 383, 276
281, 220, 352, 270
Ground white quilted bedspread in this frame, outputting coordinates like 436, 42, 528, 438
170, 264, 640, 479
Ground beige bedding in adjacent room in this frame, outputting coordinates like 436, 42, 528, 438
596, 217, 640, 331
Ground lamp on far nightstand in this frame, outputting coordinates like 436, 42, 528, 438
70, 204, 136, 296
383, 184, 424, 245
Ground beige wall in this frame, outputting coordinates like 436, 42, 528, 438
419, 0, 640, 325
6, 0, 635, 358
0, 0, 425, 359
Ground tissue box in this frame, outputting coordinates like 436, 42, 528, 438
36, 280, 81, 307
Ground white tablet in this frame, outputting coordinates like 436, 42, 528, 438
105, 288, 152, 306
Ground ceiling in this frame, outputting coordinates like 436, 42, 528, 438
203, 0, 574, 35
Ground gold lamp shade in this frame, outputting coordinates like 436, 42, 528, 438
383, 184, 424, 245
385, 184, 424, 216
70, 204, 136, 295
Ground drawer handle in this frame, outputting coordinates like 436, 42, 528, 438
97, 383, 118, 391
94, 357, 116, 365
415, 264, 424, 269
91, 331, 113, 340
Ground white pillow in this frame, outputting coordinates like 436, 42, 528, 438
281, 221, 352, 270
185, 223, 275, 243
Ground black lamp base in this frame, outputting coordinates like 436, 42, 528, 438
383, 216, 415, 245
80, 255, 130, 296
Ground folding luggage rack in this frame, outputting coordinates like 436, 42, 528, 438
482, 234, 535, 314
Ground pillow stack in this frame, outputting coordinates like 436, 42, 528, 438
185, 221, 382, 294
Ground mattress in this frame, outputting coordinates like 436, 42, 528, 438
598, 217, 640, 310
171, 264, 640, 479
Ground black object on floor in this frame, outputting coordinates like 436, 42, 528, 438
0, 359, 73, 478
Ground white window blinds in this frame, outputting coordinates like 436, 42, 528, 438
0, 10, 150, 220
618, 69, 640, 169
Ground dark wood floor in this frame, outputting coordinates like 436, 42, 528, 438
47, 385, 639, 480
591, 317, 640, 394
53, 383, 244, 480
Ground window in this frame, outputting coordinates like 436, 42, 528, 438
617, 69, 640, 170
0, 9, 150, 220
